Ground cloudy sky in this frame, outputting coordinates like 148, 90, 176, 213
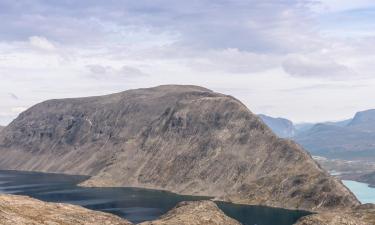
0, 0, 375, 125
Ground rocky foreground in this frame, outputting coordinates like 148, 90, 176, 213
0, 85, 359, 211
0, 195, 240, 225
139, 201, 241, 225
2, 193, 374, 225
0, 194, 131, 225
294, 204, 375, 225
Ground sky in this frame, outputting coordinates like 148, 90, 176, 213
0, 0, 375, 125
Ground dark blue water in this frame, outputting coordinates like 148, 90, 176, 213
0, 170, 310, 225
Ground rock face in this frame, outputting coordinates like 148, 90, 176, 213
0, 126, 3, 133
0, 194, 132, 225
0, 195, 240, 225
0, 85, 359, 210
258, 114, 296, 138
139, 201, 241, 225
294, 204, 375, 225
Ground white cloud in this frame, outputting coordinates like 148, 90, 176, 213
315, 0, 375, 12
0, 0, 374, 125
11, 107, 27, 113
29, 36, 56, 51
282, 54, 355, 79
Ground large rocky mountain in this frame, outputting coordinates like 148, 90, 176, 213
0, 85, 359, 210
294, 110, 375, 160
258, 114, 296, 138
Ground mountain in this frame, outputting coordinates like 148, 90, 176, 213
294, 123, 315, 133
324, 119, 352, 127
348, 109, 375, 130
258, 114, 296, 138
0, 126, 4, 132
0, 85, 359, 210
0, 195, 239, 225
294, 110, 375, 160
259, 116, 351, 139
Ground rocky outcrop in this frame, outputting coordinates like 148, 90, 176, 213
0, 195, 240, 225
0, 85, 359, 211
294, 213, 368, 225
139, 201, 241, 225
294, 204, 375, 225
0, 194, 132, 225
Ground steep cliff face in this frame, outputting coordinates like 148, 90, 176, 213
0, 85, 359, 211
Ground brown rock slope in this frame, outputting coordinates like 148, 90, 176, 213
139, 201, 241, 225
294, 204, 375, 225
0, 195, 240, 225
0, 85, 359, 210
0, 194, 132, 225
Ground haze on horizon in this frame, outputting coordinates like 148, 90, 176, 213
1, 0, 375, 125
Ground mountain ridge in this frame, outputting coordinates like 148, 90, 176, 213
0, 85, 359, 211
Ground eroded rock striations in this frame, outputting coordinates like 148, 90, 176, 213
0, 85, 359, 210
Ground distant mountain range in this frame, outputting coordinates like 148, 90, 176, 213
260, 110, 375, 160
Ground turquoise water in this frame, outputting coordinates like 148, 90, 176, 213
0, 170, 310, 225
343, 180, 375, 204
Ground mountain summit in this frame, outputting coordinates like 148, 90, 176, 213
0, 85, 359, 210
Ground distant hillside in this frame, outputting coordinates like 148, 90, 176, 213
258, 114, 296, 138
294, 110, 375, 160
357, 171, 375, 188
0, 85, 358, 211
348, 109, 375, 130
294, 123, 315, 133
0, 126, 3, 132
